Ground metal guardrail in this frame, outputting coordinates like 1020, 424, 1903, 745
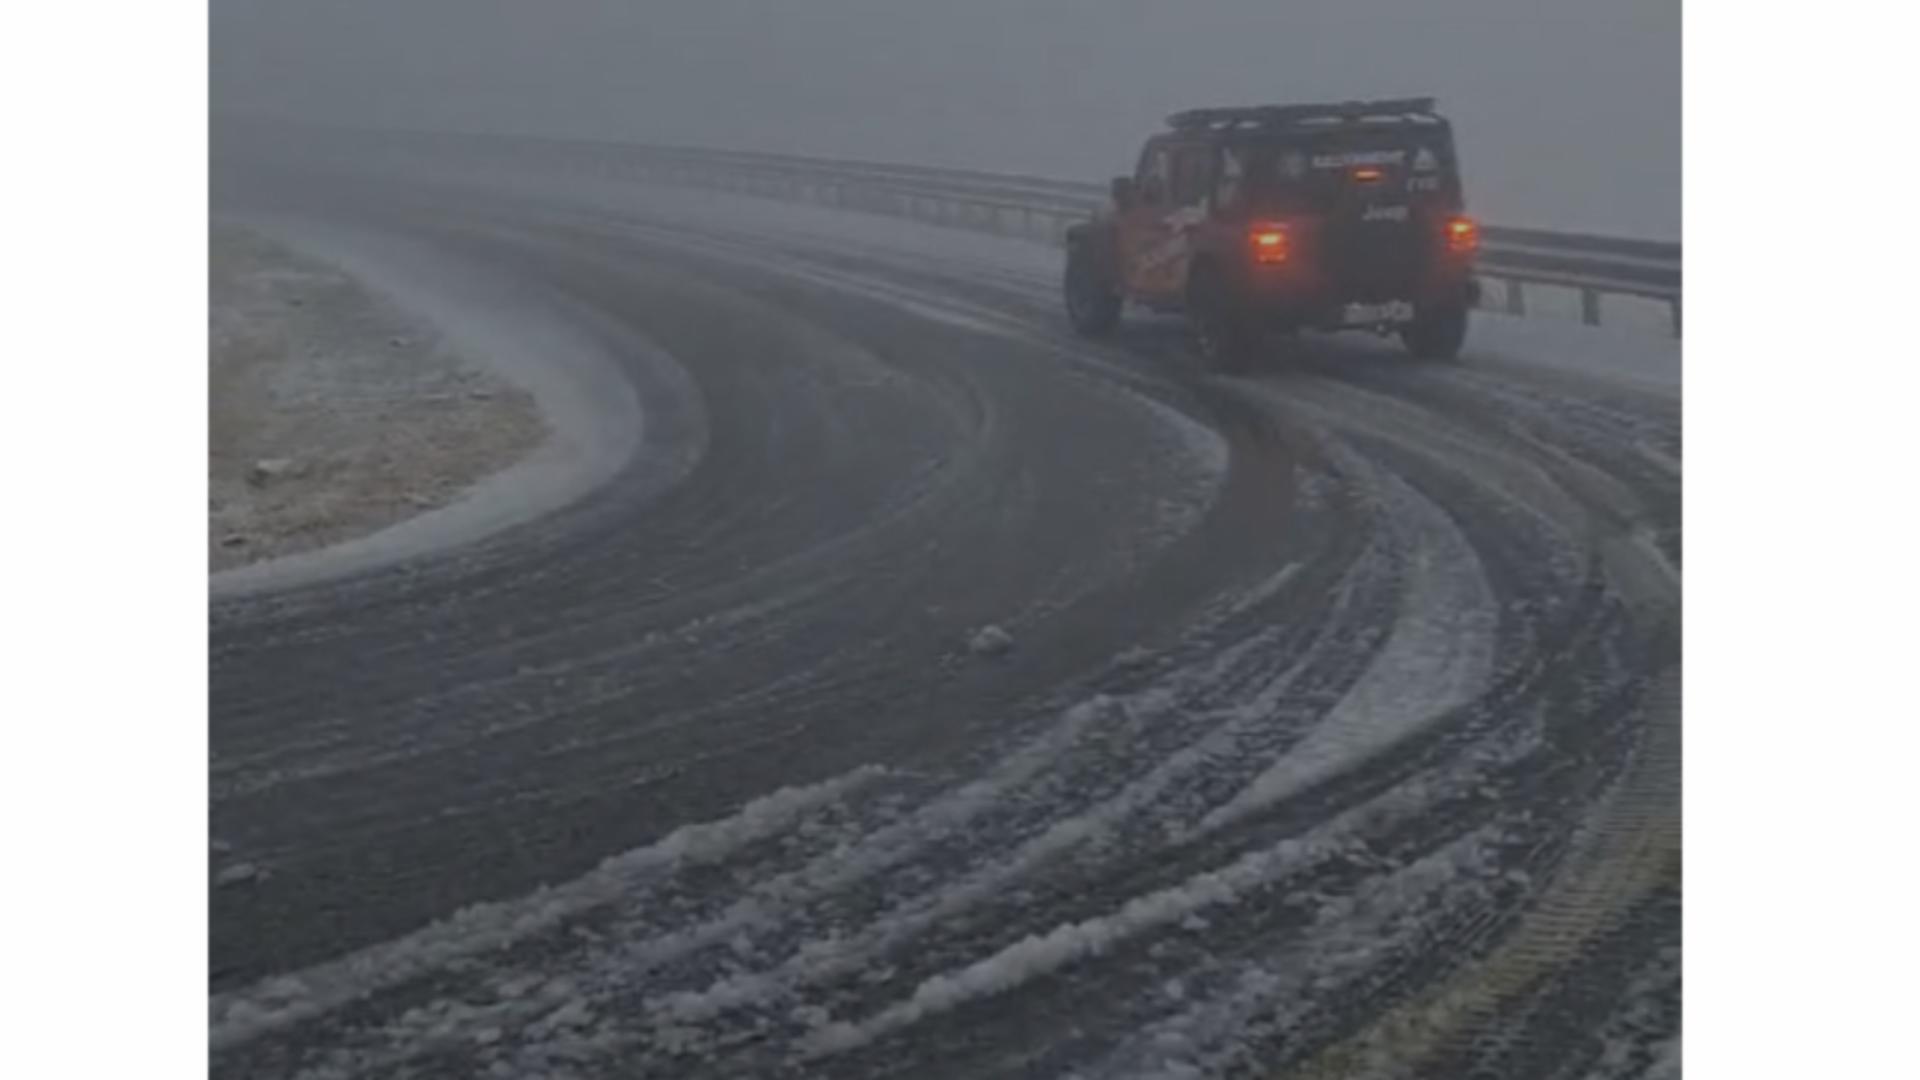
231, 122, 1683, 337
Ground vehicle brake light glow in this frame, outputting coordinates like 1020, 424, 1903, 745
1249, 224, 1289, 264
1446, 216, 1480, 254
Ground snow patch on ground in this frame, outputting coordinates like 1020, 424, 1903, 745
1277, 376, 1594, 564
1641, 1037, 1682, 1080
1576, 944, 1682, 1080
967, 624, 1015, 657
1121, 387, 1232, 546
269, 695, 1134, 1075
1198, 452, 1498, 834
1100, 826, 1503, 1078
208, 767, 886, 1052
1466, 312, 1680, 396
208, 223, 546, 572
210, 216, 651, 599
800, 831, 1343, 1060
215, 862, 272, 889
616, 567, 1322, 1043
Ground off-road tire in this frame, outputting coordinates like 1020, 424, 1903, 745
1063, 248, 1122, 337
1401, 300, 1470, 360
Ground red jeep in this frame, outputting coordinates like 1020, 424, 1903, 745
1063, 98, 1482, 371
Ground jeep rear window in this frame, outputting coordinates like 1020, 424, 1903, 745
1222, 132, 1458, 214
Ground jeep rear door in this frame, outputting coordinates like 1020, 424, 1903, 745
1257, 129, 1461, 301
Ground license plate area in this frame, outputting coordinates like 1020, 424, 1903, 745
1340, 300, 1414, 326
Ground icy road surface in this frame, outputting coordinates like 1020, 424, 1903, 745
210, 131, 1680, 1080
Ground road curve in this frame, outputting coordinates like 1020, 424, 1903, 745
209, 139, 1680, 1080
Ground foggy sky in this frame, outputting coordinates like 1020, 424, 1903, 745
211, 1, 1678, 238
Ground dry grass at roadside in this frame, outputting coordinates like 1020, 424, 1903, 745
209, 223, 545, 572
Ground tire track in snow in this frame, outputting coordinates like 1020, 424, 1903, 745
590, 432, 1505, 1072
263, 559, 1342, 1078
209, 766, 887, 1053
1275, 672, 1678, 1080
1096, 825, 1508, 1080
266, 676, 1177, 1077
1196, 441, 1498, 836
798, 819, 1511, 1070
588, 563, 1388, 1051
796, 834, 1354, 1062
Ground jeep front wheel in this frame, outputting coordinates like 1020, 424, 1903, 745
1063, 248, 1122, 337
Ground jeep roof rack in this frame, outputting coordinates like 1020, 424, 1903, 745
1167, 98, 1443, 133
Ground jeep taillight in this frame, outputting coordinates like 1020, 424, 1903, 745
1446, 216, 1480, 255
1249, 224, 1289, 264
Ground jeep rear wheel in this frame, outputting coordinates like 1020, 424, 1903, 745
1063, 249, 1122, 337
1188, 267, 1259, 374
1401, 300, 1469, 360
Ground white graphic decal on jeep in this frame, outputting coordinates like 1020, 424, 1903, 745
1312, 149, 1407, 169
1133, 205, 1208, 280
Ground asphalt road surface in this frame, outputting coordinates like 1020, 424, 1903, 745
209, 136, 1681, 1080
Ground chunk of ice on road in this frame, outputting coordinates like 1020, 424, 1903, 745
968, 624, 1014, 657
245, 457, 299, 487
216, 862, 269, 888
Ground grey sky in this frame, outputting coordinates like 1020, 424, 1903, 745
212, 0, 1678, 237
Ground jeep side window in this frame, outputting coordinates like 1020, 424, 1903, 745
1136, 146, 1171, 207
1215, 147, 1247, 216
1169, 146, 1212, 210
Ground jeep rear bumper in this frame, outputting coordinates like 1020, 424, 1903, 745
1236, 267, 1479, 329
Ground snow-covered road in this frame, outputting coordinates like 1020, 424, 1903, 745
210, 134, 1680, 1079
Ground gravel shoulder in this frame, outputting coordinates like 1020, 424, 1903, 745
209, 222, 546, 571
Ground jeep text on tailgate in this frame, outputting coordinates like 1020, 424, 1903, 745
1063, 97, 1482, 372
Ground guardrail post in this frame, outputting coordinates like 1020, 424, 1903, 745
1670, 298, 1682, 338
1505, 279, 1527, 318
1580, 287, 1602, 327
